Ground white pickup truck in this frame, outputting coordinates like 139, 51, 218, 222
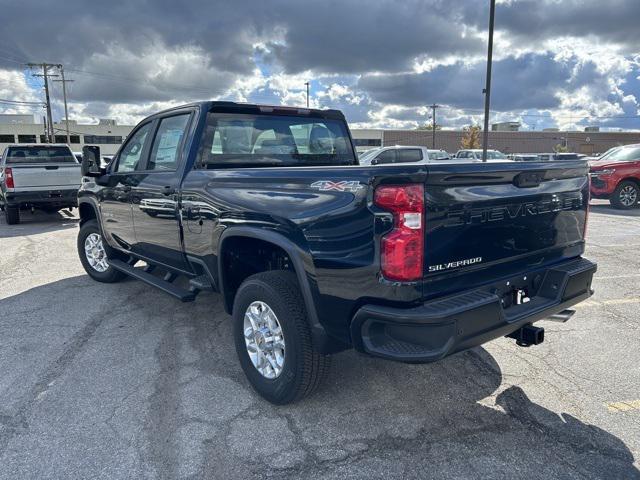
0, 144, 81, 224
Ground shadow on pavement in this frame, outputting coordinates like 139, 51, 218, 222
0, 275, 638, 479
0, 208, 78, 238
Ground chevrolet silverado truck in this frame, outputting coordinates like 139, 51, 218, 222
76, 102, 596, 404
589, 143, 640, 209
0, 144, 81, 224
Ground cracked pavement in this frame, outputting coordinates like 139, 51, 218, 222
0, 201, 639, 479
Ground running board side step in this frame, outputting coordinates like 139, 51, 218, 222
109, 259, 196, 302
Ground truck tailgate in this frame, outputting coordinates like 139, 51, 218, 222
423, 161, 589, 293
10, 163, 81, 190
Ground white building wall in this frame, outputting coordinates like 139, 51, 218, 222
0, 119, 134, 155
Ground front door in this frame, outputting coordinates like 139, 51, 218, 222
100, 121, 153, 249
130, 112, 193, 272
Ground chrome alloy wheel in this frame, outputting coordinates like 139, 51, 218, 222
243, 301, 286, 379
84, 232, 109, 273
619, 185, 638, 207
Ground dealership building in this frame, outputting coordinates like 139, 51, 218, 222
1, 114, 639, 157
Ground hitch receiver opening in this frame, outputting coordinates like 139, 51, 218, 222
507, 324, 544, 347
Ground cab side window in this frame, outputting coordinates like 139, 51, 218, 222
115, 123, 152, 173
147, 114, 191, 171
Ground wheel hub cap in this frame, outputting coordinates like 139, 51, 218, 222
620, 186, 637, 206
243, 301, 285, 379
84, 233, 109, 273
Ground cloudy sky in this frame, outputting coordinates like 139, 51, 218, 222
0, 0, 639, 131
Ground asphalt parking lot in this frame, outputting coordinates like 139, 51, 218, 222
0, 201, 639, 479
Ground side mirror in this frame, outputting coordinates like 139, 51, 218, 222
371, 158, 378, 165
81, 145, 105, 177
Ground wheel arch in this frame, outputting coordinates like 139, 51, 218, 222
218, 227, 331, 351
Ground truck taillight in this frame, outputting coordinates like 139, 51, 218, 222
374, 184, 424, 281
4, 167, 14, 189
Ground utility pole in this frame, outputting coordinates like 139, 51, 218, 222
429, 103, 440, 149
305, 82, 310, 108
53, 65, 73, 144
27, 63, 59, 143
481, 0, 496, 163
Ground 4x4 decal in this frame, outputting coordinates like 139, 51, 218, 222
310, 180, 364, 192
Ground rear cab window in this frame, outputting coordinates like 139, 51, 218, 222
397, 149, 423, 163
200, 112, 356, 168
6, 146, 76, 164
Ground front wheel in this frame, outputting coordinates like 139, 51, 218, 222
610, 181, 639, 209
233, 271, 331, 405
77, 219, 125, 283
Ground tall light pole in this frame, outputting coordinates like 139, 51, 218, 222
430, 103, 440, 149
305, 81, 310, 108
481, 0, 496, 163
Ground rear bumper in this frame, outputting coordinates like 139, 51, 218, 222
350, 257, 596, 363
2, 188, 78, 207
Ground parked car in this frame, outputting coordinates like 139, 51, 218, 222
0, 144, 81, 224
77, 101, 596, 404
358, 146, 450, 166
589, 144, 640, 209
454, 149, 510, 161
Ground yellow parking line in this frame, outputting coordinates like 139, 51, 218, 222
605, 400, 640, 412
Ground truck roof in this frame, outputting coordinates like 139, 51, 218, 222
150, 101, 346, 121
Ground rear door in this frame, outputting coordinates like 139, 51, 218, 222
129, 111, 193, 271
423, 161, 589, 293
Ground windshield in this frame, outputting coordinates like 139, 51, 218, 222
428, 151, 449, 160
200, 113, 356, 168
6, 146, 76, 164
604, 146, 640, 162
485, 150, 507, 159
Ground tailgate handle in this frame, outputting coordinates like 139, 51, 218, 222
45, 166, 59, 170
514, 171, 544, 188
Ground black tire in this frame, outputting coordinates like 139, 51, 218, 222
77, 219, 126, 283
5, 206, 19, 225
233, 271, 331, 405
610, 180, 639, 210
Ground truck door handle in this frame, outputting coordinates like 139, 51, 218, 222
161, 186, 175, 196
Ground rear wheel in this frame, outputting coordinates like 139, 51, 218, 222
5, 206, 19, 224
233, 271, 330, 404
77, 219, 125, 282
610, 181, 639, 209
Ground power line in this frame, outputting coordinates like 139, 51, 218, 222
0, 98, 45, 105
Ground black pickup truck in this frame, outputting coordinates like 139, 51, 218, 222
77, 101, 596, 404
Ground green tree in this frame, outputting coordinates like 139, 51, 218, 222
461, 125, 482, 149
555, 143, 569, 152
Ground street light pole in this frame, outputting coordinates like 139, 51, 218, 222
305, 82, 310, 108
481, 0, 496, 163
